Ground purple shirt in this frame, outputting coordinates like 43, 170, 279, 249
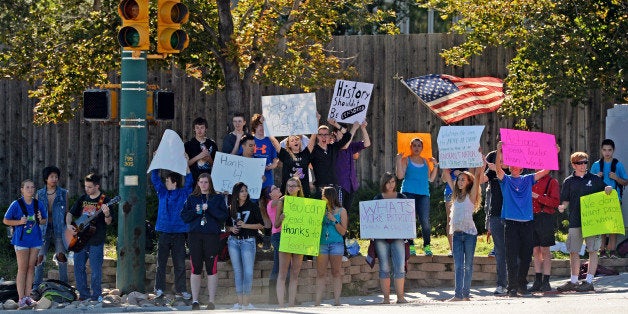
334, 141, 366, 192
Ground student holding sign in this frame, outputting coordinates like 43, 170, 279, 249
251, 114, 279, 190
270, 131, 316, 197
442, 161, 484, 302
495, 142, 550, 297
315, 187, 348, 306
396, 138, 439, 256
226, 182, 264, 310
372, 172, 408, 304
275, 177, 306, 307
557, 152, 612, 293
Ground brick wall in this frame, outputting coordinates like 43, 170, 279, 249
47, 255, 628, 304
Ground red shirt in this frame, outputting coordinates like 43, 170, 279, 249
532, 175, 560, 214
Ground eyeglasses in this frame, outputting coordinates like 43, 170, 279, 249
573, 160, 588, 165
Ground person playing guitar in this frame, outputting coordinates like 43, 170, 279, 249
65, 173, 114, 301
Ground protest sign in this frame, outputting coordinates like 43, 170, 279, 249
210, 152, 266, 199
500, 128, 559, 170
437, 125, 484, 169
580, 190, 625, 238
261, 93, 318, 136
396, 132, 435, 171
279, 196, 326, 255
328, 80, 373, 124
359, 199, 417, 239
147, 129, 187, 175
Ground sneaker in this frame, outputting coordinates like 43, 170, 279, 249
244, 304, 256, 310
447, 251, 453, 258
557, 281, 578, 292
518, 286, 531, 296
574, 281, 595, 292
191, 301, 200, 310
609, 251, 618, 259
507, 289, 518, 297
342, 256, 349, 262
599, 249, 607, 258
528, 280, 542, 292
206, 302, 215, 310
423, 245, 433, 256
232, 303, 242, 310
179, 291, 191, 300
154, 289, 164, 298
540, 281, 552, 292
488, 250, 496, 257
409, 245, 417, 256
493, 286, 506, 295
22, 296, 37, 307
97, 295, 103, 302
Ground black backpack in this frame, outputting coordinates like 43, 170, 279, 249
0, 280, 19, 303
598, 158, 625, 199
31, 279, 78, 303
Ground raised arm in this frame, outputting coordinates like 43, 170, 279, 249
361, 121, 371, 148
428, 157, 439, 182
395, 153, 406, 179
495, 142, 505, 180
269, 135, 281, 152
442, 168, 454, 191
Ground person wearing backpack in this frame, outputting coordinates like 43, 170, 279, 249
34, 166, 69, 288
590, 139, 628, 258
3, 179, 48, 308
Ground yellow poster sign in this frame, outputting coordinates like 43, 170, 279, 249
279, 196, 326, 256
396, 132, 434, 171
580, 190, 625, 238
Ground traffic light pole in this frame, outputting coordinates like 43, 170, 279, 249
117, 49, 147, 293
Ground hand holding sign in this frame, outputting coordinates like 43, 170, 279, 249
147, 129, 187, 175
262, 93, 318, 136
500, 128, 559, 170
328, 80, 373, 124
437, 126, 484, 169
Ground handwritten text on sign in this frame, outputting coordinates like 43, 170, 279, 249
279, 196, 326, 256
328, 80, 373, 124
500, 128, 559, 170
580, 190, 625, 238
359, 199, 417, 239
437, 126, 484, 169
210, 152, 266, 199
261, 93, 319, 137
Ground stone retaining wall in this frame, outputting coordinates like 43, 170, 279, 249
47, 255, 628, 304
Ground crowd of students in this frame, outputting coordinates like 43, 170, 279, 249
3, 111, 626, 309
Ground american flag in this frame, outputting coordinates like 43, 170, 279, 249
402, 74, 504, 124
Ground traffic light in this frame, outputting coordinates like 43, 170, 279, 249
83, 89, 119, 121
157, 0, 189, 54
117, 0, 150, 51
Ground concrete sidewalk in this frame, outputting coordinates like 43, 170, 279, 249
21, 272, 628, 313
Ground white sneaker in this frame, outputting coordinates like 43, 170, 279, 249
180, 292, 192, 300
342, 256, 349, 262
154, 289, 164, 298
494, 286, 506, 295
232, 303, 242, 310
244, 304, 256, 310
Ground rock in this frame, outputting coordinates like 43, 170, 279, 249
102, 295, 122, 308
109, 288, 122, 296
35, 297, 52, 309
3, 299, 18, 310
125, 291, 147, 306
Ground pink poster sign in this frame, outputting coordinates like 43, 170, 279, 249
499, 128, 559, 170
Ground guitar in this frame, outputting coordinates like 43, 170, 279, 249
64, 196, 120, 252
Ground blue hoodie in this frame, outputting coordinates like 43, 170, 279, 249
151, 170, 194, 233
180, 193, 229, 234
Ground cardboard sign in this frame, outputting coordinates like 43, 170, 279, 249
261, 93, 319, 136
437, 125, 484, 169
328, 80, 373, 124
359, 199, 417, 239
279, 196, 326, 255
210, 152, 266, 199
396, 132, 435, 171
500, 128, 559, 170
147, 129, 187, 175
580, 190, 625, 238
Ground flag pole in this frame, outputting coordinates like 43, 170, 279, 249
396, 76, 447, 124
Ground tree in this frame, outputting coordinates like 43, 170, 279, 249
0, 0, 396, 124
425, 0, 627, 128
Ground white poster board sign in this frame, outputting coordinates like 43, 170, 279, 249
147, 129, 187, 175
359, 199, 417, 239
261, 93, 318, 136
211, 152, 266, 199
437, 125, 485, 169
328, 80, 373, 124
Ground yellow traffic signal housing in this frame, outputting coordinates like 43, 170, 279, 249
118, 0, 150, 51
83, 89, 119, 121
157, 0, 189, 54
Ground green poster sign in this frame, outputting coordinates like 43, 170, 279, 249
580, 190, 625, 238
278, 196, 326, 256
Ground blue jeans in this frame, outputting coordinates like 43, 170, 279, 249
489, 216, 507, 288
374, 239, 405, 279
452, 232, 477, 298
270, 232, 281, 281
73, 243, 104, 300
34, 225, 68, 287
228, 237, 256, 295
403, 192, 431, 246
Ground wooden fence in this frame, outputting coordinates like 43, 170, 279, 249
0, 34, 612, 205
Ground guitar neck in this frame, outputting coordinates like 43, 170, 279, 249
78, 196, 120, 226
